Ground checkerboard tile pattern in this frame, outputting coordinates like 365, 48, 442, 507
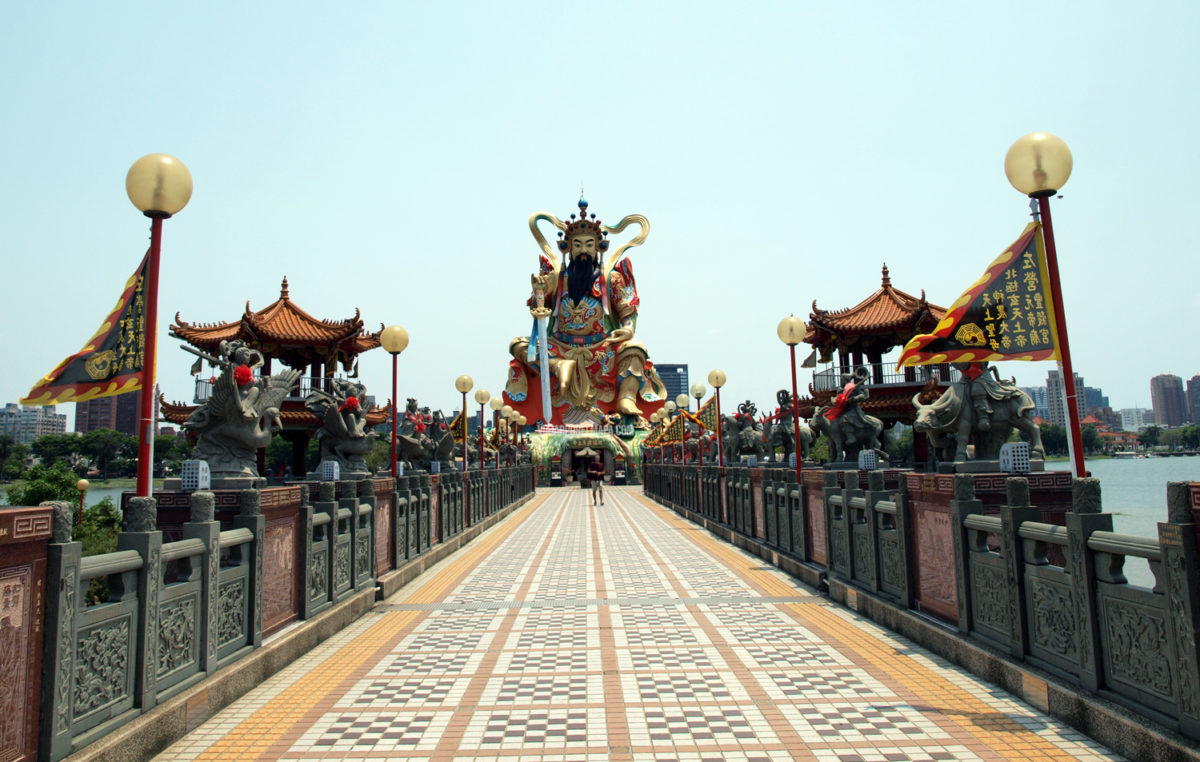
153, 487, 1122, 761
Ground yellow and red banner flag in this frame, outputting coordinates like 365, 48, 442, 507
661, 413, 686, 444
694, 396, 719, 432
449, 410, 467, 442
897, 222, 1060, 367
22, 250, 151, 406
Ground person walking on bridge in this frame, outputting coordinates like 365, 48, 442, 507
587, 457, 606, 505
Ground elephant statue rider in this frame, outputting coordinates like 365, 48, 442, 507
811, 365, 883, 463
911, 362, 1044, 462
723, 401, 769, 461
763, 389, 813, 461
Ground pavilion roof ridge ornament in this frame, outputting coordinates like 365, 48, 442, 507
881, 263, 891, 287
280, 276, 290, 300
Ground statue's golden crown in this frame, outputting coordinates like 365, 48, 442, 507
556, 199, 610, 255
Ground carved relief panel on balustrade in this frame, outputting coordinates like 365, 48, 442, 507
1025, 572, 1077, 673
908, 473, 958, 623
803, 472, 828, 565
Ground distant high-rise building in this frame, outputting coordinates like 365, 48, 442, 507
1188, 375, 1200, 425
1020, 386, 1049, 421
0, 403, 67, 445
1083, 386, 1109, 411
655, 364, 690, 410
1045, 370, 1085, 427
76, 389, 156, 437
1119, 408, 1152, 432
1150, 374, 1188, 428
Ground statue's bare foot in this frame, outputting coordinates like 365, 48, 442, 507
616, 397, 641, 416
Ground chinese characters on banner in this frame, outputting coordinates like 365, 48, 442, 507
897, 222, 1060, 367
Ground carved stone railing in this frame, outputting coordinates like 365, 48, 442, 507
645, 462, 1200, 744
23, 462, 538, 761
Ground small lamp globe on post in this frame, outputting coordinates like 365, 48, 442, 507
777, 314, 807, 481
380, 325, 409, 476
126, 153, 192, 497
517, 415, 528, 457
690, 383, 706, 461
675, 392, 691, 464
76, 478, 89, 528
708, 369, 727, 467
1004, 132, 1085, 479
455, 375, 473, 471
474, 388, 490, 471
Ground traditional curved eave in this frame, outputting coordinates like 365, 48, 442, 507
160, 396, 392, 429
806, 264, 945, 347
170, 277, 372, 351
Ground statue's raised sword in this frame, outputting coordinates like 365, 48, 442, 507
528, 275, 553, 424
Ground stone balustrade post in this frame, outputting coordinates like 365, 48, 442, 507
119, 496, 164, 712
233, 489, 264, 647
950, 474, 982, 634
40, 502, 80, 762
1062, 478, 1108, 692
998, 478, 1039, 659
183, 491, 220, 674
1159, 482, 1200, 735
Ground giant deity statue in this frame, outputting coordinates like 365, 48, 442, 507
184, 340, 301, 478
504, 199, 668, 426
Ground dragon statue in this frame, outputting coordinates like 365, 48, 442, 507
184, 340, 300, 478
305, 378, 376, 478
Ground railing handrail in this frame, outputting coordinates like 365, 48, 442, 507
79, 549, 143, 581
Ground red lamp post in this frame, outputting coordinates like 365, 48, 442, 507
380, 325, 409, 475
1005, 133, 1085, 479
778, 315, 807, 484
125, 154, 192, 498
475, 388, 490, 471
455, 375, 473, 471
709, 369, 727, 467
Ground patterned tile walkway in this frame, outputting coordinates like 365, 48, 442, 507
154, 487, 1121, 761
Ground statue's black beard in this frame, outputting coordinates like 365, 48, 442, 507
566, 256, 599, 302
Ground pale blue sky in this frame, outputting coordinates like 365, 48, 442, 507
3, 2, 1197, 428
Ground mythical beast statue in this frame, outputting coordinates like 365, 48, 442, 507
810, 366, 884, 463
305, 378, 376, 478
911, 362, 1044, 462
185, 340, 300, 478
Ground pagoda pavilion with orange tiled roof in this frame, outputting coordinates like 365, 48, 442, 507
163, 277, 388, 477
800, 264, 955, 464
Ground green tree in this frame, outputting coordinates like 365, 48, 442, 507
1139, 425, 1162, 449
154, 434, 189, 475
1081, 424, 1099, 454
81, 428, 136, 477
2, 443, 30, 480
884, 425, 913, 463
1038, 424, 1067, 456
0, 434, 15, 464
32, 433, 83, 469
6, 461, 81, 505
1181, 425, 1200, 450
365, 438, 391, 472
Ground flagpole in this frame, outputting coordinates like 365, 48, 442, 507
132, 216, 162, 497
1038, 197, 1086, 478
